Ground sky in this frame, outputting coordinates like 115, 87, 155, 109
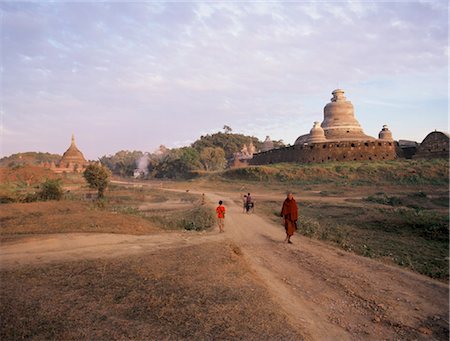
1, 0, 448, 160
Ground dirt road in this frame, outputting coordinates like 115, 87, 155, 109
1, 190, 448, 340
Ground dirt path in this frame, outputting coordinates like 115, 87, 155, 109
206, 192, 449, 340
1, 188, 448, 340
0, 232, 223, 267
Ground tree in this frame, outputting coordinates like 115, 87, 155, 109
154, 147, 202, 179
179, 147, 202, 170
99, 150, 144, 177
192, 132, 262, 159
223, 125, 233, 134
83, 163, 111, 198
38, 179, 63, 201
200, 147, 226, 171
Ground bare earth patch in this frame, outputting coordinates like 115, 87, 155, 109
0, 242, 302, 340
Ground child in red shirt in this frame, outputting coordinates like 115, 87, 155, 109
216, 200, 226, 233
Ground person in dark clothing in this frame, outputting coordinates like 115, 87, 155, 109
245, 193, 253, 213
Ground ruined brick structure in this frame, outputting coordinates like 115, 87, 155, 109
261, 136, 274, 152
250, 140, 396, 164
251, 89, 397, 165
413, 131, 449, 159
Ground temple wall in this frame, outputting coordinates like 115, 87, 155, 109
40, 162, 87, 173
249, 140, 397, 165
413, 132, 449, 159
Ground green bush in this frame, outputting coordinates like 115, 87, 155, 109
399, 209, 449, 240
83, 163, 111, 198
298, 216, 322, 237
20, 192, 39, 203
365, 194, 403, 206
408, 191, 427, 198
37, 179, 63, 201
182, 206, 215, 231
0, 194, 16, 203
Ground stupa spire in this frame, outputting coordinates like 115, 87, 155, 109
60, 133, 87, 166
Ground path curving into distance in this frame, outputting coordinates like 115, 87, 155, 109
1, 184, 448, 340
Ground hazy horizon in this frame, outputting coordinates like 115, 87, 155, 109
1, 1, 448, 160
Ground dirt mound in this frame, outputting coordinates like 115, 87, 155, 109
0, 165, 57, 185
0, 201, 160, 238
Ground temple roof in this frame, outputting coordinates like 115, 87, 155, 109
60, 134, 87, 165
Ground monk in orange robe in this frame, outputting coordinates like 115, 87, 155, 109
280, 192, 298, 244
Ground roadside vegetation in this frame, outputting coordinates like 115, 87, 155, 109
256, 186, 449, 280
0, 165, 215, 240
106, 184, 215, 231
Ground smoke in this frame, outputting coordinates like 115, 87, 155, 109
136, 153, 149, 175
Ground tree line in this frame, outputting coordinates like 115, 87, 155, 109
99, 128, 284, 179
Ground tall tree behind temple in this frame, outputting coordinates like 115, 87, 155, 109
200, 147, 226, 171
99, 150, 144, 177
192, 132, 262, 159
154, 147, 202, 179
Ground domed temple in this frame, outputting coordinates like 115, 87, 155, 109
250, 89, 398, 165
295, 89, 375, 145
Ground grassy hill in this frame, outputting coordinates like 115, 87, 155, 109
221, 159, 448, 186
0, 152, 61, 167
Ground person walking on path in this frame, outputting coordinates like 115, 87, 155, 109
216, 200, 226, 233
280, 192, 298, 244
245, 193, 253, 213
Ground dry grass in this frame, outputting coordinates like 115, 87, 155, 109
0, 183, 215, 240
0, 201, 160, 240
106, 185, 215, 231
1, 242, 302, 340
256, 186, 449, 281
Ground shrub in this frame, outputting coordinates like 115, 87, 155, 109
37, 179, 63, 201
399, 209, 449, 240
408, 191, 427, 198
182, 206, 215, 231
83, 163, 111, 198
20, 192, 39, 203
365, 194, 403, 206
0, 194, 16, 203
298, 216, 322, 237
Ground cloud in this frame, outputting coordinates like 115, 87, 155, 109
1, 1, 447, 158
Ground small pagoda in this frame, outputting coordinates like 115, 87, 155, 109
45, 134, 89, 173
